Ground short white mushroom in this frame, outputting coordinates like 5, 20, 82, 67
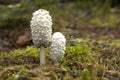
30, 9, 52, 65
50, 32, 66, 66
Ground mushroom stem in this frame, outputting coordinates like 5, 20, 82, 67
40, 46, 45, 65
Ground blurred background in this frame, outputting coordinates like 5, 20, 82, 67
0, 0, 120, 51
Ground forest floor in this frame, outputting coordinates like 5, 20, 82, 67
0, 2, 120, 80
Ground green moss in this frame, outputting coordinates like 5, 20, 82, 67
0, 46, 39, 66
0, 42, 119, 79
66, 45, 92, 55
0, 46, 39, 58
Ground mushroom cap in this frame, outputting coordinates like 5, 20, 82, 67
50, 32, 66, 64
30, 9, 52, 47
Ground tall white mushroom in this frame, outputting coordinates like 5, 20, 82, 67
30, 9, 52, 65
50, 32, 66, 66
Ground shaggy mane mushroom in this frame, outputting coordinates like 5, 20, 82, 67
50, 32, 66, 66
30, 9, 52, 65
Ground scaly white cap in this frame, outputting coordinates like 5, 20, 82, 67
30, 9, 52, 47
50, 32, 66, 66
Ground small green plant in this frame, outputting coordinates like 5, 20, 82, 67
7, 74, 19, 80
109, 40, 120, 47
80, 68, 97, 80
